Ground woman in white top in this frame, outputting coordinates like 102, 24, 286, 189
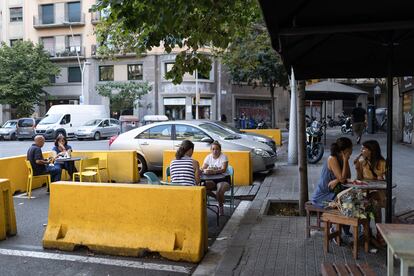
202, 141, 230, 215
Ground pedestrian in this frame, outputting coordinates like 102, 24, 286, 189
27, 135, 62, 191
51, 134, 77, 179
351, 102, 367, 144
220, 114, 227, 123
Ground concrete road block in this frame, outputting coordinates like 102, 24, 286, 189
0, 179, 17, 240
241, 129, 282, 146
163, 150, 252, 186
0, 153, 52, 194
43, 182, 207, 263
70, 150, 139, 183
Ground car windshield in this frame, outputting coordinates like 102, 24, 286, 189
214, 121, 242, 134
2, 121, 17, 128
84, 119, 102, 126
199, 123, 241, 140
38, 114, 62, 125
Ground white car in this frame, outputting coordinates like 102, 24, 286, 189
75, 118, 121, 140
109, 120, 277, 175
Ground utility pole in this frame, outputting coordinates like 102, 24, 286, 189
297, 80, 308, 216
288, 68, 298, 164
195, 69, 199, 119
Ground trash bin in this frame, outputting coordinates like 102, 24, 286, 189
367, 105, 376, 134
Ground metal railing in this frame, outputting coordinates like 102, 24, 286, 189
33, 13, 85, 27
46, 47, 85, 59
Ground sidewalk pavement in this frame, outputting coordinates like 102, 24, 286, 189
195, 128, 414, 275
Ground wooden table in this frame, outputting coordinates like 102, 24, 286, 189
376, 223, 414, 276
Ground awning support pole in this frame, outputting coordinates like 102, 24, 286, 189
386, 43, 393, 223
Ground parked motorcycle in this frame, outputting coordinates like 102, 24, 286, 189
285, 118, 290, 131
306, 120, 324, 164
256, 120, 268, 129
341, 116, 353, 134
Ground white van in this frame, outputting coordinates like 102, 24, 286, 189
35, 105, 108, 139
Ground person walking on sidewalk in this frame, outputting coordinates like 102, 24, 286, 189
352, 102, 367, 144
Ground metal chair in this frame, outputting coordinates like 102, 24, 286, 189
225, 165, 235, 213
73, 158, 101, 182
143, 172, 161, 184
25, 160, 50, 199
84, 153, 110, 182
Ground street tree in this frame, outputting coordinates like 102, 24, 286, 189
222, 22, 289, 128
93, 0, 257, 84
0, 41, 60, 117
96, 81, 152, 117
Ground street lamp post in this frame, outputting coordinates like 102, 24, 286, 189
63, 21, 89, 105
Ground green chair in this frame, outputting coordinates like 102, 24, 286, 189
165, 166, 171, 182
143, 172, 161, 184
225, 165, 235, 213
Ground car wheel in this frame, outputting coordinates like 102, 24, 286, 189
77, 138, 84, 141
94, 132, 101, 140
137, 154, 147, 176
11, 133, 17, 141
18, 138, 24, 141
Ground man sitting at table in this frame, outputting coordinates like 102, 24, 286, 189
201, 141, 230, 216
27, 135, 62, 191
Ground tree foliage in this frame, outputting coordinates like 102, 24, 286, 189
93, 0, 257, 84
0, 41, 60, 117
96, 81, 152, 115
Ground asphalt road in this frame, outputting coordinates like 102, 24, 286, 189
0, 138, 241, 275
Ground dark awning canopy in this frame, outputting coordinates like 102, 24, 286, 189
305, 81, 368, 101
259, 0, 414, 80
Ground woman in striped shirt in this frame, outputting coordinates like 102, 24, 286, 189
170, 140, 201, 186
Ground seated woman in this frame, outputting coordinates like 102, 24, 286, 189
201, 141, 231, 216
311, 137, 353, 208
51, 134, 77, 179
354, 140, 386, 180
170, 140, 201, 186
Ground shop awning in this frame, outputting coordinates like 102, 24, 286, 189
305, 81, 368, 100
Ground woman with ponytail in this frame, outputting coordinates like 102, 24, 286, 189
311, 137, 353, 208
170, 140, 201, 185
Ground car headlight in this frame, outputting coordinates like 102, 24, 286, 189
254, 148, 271, 157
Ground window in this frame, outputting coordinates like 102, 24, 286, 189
67, 35, 81, 53
99, 66, 114, 81
165, 63, 174, 73
41, 37, 55, 55
67, 1, 81, 22
110, 119, 120, 126
49, 75, 56, 83
175, 124, 209, 142
41, 4, 54, 24
128, 64, 143, 80
10, 7, 23, 22
136, 125, 172, 140
10, 39, 22, 47
60, 114, 71, 124
68, 67, 81, 82
197, 70, 210, 80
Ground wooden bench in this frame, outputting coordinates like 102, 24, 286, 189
305, 201, 326, 238
321, 262, 376, 276
322, 210, 370, 259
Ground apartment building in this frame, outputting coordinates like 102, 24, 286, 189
0, 0, 291, 128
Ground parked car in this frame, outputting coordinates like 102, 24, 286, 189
0, 119, 18, 140
35, 105, 108, 139
16, 118, 43, 140
75, 118, 121, 140
209, 120, 277, 153
142, 115, 169, 125
109, 120, 277, 175
119, 116, 140, 133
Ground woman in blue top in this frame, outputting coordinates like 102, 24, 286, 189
52, 134, 77, 179
311, 137, 353, 208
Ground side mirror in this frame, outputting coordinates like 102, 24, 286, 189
200, 137, 213, 143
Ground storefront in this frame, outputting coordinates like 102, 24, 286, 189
192, 98, 212, 119
401, 77, 414, 144
163, 98, 186, 120
235, 99, 272, 128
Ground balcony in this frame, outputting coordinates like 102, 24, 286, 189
33, 14, 85, 29
91, 44, 137, 58
47, 47, 85, 60
91, 12, 101, 25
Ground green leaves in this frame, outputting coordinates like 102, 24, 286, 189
96, 81, 152, 114
0, 41, 60, 117
93, 0, 257, 84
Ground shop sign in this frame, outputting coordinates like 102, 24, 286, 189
401, 76, 414, 93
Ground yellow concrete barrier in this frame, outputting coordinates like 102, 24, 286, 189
43, 182, 207, 263
70, 150, 139, 183
0, 153, 52, 194
0, 179, 17, 240
241, 129, 282, 146
163, 150, 252, 186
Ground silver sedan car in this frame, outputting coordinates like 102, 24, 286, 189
109, 120, 277, 175
75, 118, 121, 140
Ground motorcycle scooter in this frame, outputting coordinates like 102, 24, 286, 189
341, 116, 353, 134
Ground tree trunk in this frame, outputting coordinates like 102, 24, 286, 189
297, 80, 308, 216
270, 86, 275, 128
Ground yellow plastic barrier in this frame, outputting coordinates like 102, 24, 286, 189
241, 129, 282, 146
0, 179, 17, 240
0, 153, 52, 194
163, 150, 252, 186
43, 182, 207, 263
70, 150, 139, 183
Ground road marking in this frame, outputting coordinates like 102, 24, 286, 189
0, 248, 191, 274
13, 194, 35, 199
